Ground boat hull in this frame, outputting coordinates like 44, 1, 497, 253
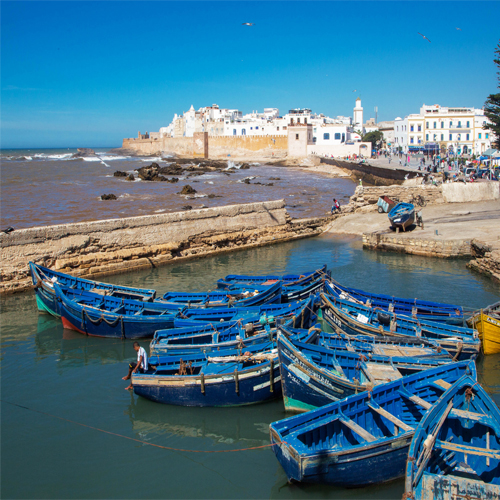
469, 310, 500, 355
133, 361, 282, 407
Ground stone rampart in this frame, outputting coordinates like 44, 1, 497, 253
0, 200, 329, 294
122, 135, 287, 158
442, 181, 499, 203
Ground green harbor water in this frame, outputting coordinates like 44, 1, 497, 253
1, 234, 499, 499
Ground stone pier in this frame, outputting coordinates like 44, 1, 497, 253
0, 200, 330, 295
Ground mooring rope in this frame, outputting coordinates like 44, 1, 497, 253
2, 400, 279, 453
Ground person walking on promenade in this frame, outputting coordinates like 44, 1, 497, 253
123, 342, 149, 390
399, 158, 402, 165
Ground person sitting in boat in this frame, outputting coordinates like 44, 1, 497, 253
123, 342, 148, 390
331, 199, 341, 214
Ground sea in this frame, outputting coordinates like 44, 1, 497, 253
0, 148, 356, 229
1, 149, 499, 499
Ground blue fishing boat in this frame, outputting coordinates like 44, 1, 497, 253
160, 281, 282, 308
269, 360, 476, 488
388, 202, 415, 231
54, 283, 177, 339
216, 265, 329, 290
282, 324, 451, 359
277, 333, 453, 413
321, 294, 481, 360
405, 375, 500, 499
29, 262, 156, 317
133, 350, 281, 407
151, 296, 318, 356
176, 298, 318, 327
323, 278, 464, 325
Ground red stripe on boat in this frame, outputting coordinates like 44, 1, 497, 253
61, 317, 86, 334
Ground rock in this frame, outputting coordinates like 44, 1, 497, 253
114, 171, 128, 177
72, 148, 96, 158
179, 185, 197, 195
243, 178, 251, 184
182, 205, 193, 210
239, 163, 251, 169
269, 177, 281, 180
136, 163, 168, 181
126, 174, 135, 181
101, 194, 117, 201
166, 177, 179, 183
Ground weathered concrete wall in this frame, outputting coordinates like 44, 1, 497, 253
442, 181, 499, 203
362, 233, 472, 258
308, 142, 372, 157
0, 200, 330, 294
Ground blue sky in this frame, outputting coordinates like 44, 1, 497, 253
2, 1, 499, 149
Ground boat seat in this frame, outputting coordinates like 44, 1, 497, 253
433, 379, 452, 390
398, 387, 432, 410
367, 402, 414, 433
339, 414, 376, 442
436, 440, 500, 460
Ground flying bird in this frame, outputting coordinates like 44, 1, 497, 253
456, 27, 462, 31
418, 32, 431, 43
353, 89, 357, 92
242, 23, 254, 26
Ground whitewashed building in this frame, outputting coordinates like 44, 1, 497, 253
394, 104, 495, 155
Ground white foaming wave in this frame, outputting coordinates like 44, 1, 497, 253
24, 156, 33, 160
155, 209, 166, 213
204, 181, 214, 185
185, 193, 207, 199
82, 157, 101, 162
141, 157, 162, 162
98, 155, 130, 161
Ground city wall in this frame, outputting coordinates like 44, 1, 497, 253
122, 135, 287, 158
0, 200, 330, 294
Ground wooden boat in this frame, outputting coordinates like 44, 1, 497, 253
277, 332, 453, 413
323, 277, 464, 325
388, 202, 415, 231
321, 294, 481, 360
175, 298, 318, 327
215, 265, 329, 290
405, 375, 500, 499
133, 350, 281, 407
54, 283, 177, 339
160, 281, 282, 308
467, 301, 500, 355
29, 261, 156, 317
281, 324, 451, 359
151, 296, 318, 356
269, 360, 476, 488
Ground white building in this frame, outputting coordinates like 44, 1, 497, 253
394, 104, 495, 155
353, 98, 363, 132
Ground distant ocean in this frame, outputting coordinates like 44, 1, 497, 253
0, 148, 356, 229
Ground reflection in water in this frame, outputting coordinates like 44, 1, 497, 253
125, 394, 276, 447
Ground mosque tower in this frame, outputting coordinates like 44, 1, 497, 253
353, 97, 363, 132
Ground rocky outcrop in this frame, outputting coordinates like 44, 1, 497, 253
136, 163, 168, 181
114, 171, 128, 177
342, 185, 443, 213
467, 240, 500, 282
101, 194, 117, 200
72, 148, 96, 158
0, 200, 330, 294
179, 185, 196, 195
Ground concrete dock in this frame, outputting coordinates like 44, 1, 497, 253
326, 198, 500, 282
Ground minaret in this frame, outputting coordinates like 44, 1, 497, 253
353, 97, 363, 132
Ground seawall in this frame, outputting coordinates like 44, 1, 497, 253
0, 200, 330, 294
122, 135, 288, 159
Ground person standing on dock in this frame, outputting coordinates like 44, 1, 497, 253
123, 342, 148, 390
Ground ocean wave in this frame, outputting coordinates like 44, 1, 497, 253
154, 209, 166, 213
82, 157, 101, 162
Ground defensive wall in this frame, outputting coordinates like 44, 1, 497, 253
0, 200, 330, 295
122, 134, 287, 158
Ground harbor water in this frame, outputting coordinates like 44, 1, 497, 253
1, 233, 499, 499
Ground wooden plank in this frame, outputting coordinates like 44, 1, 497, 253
438, 440, 500, 460
434, 379, 452, 390
398, 387, 433, 410
450, 408, 487, 421
367, 402, 415, 432
339, 415, 376, 442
